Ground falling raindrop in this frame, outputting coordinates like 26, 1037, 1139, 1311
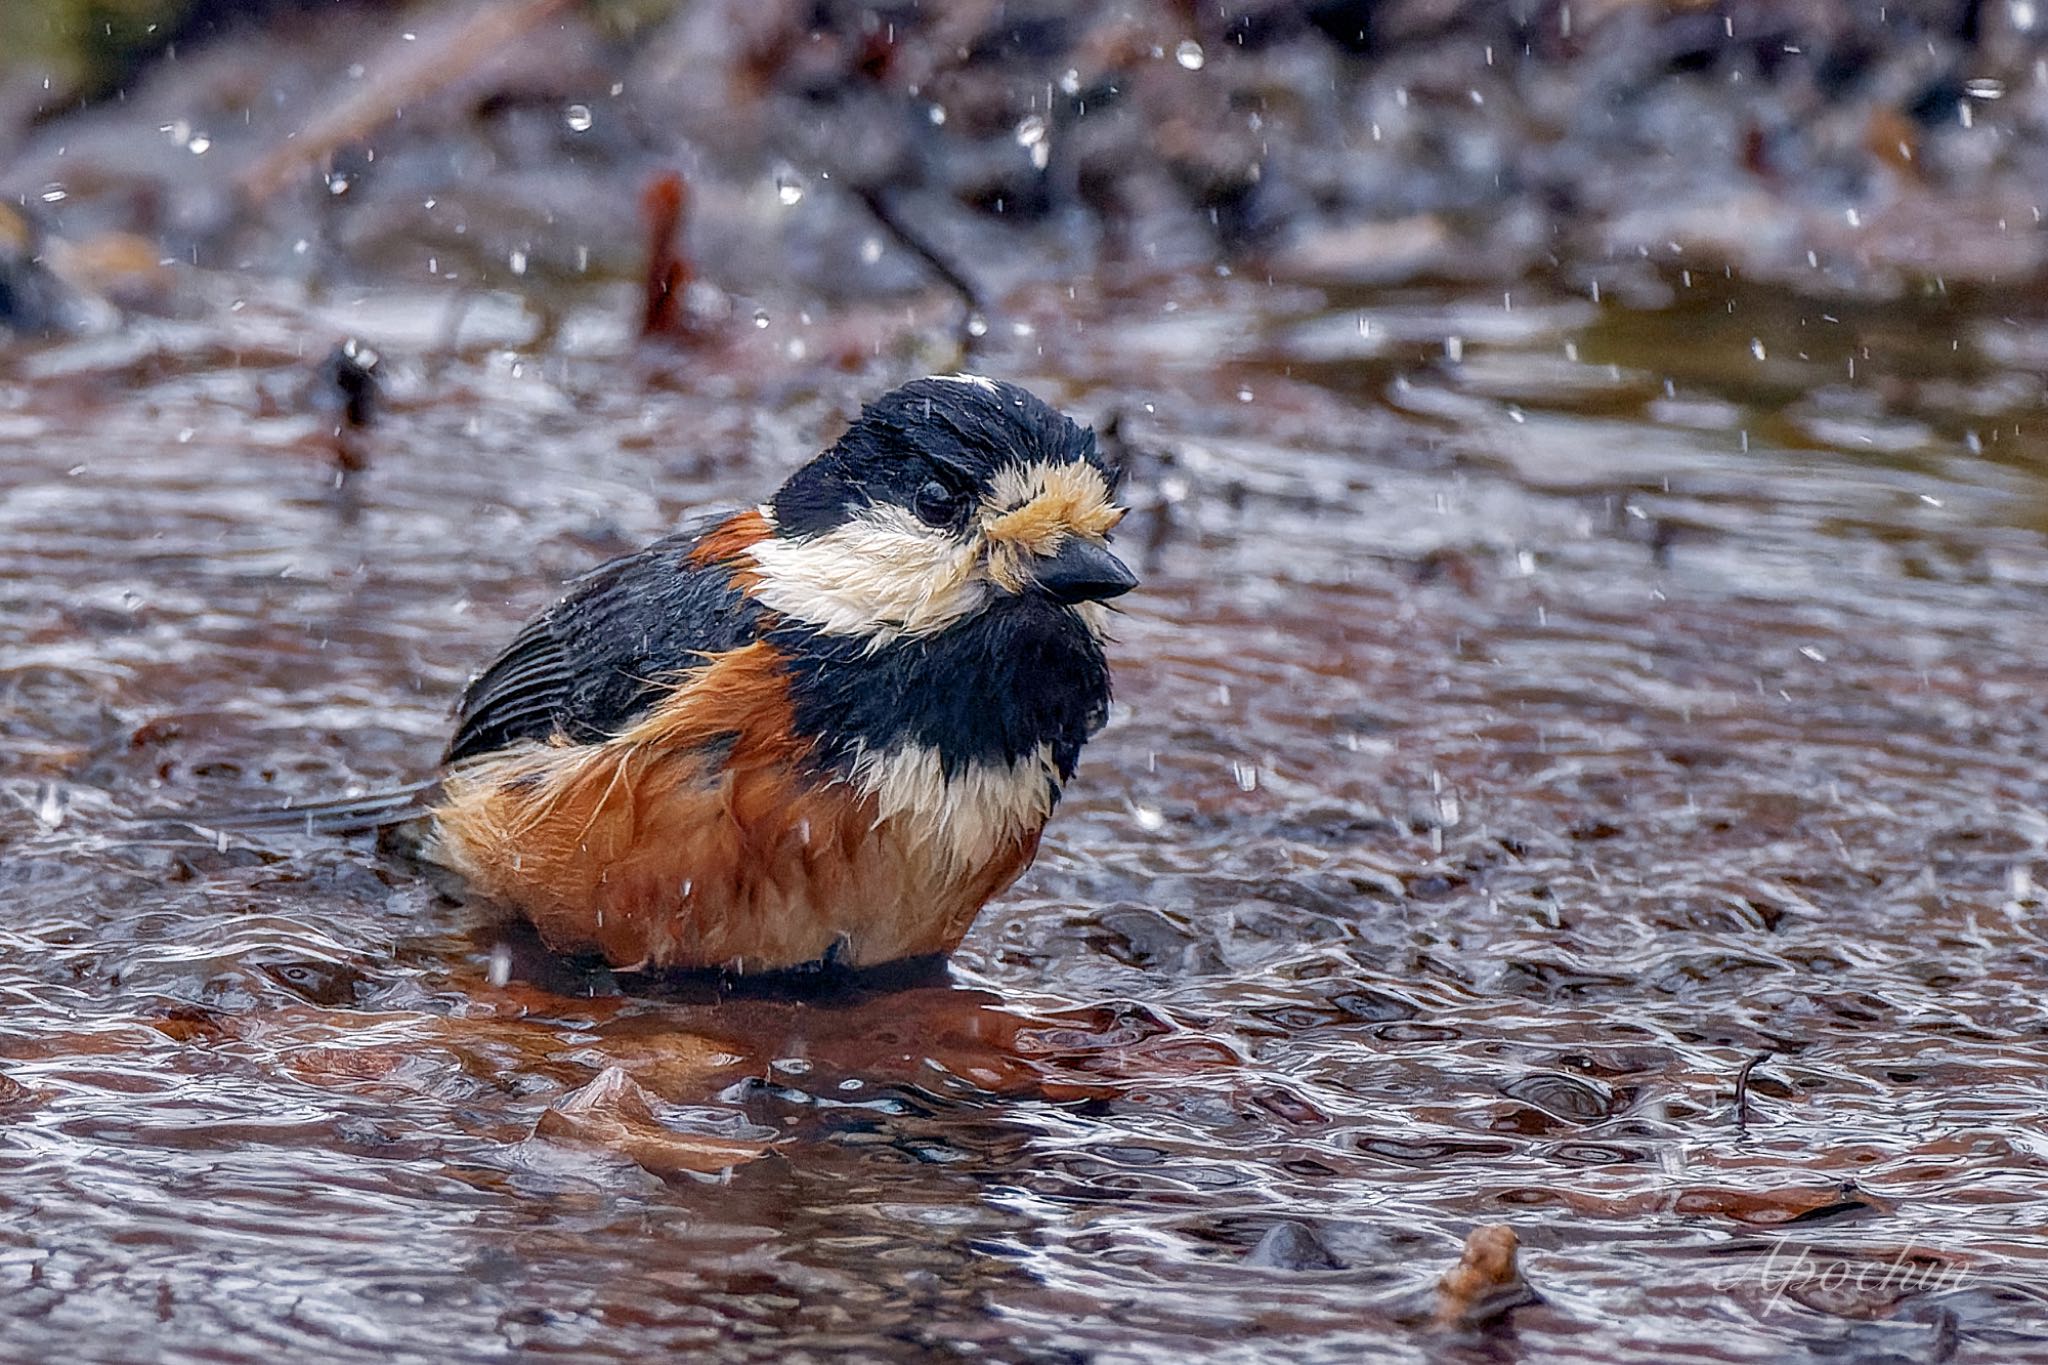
1750, 338, 1767, 361
752, 309, 771, 329
508, 248, 528, 275
1964, 77, 2006, 99
860, 236, 883, 264
966, 313, 990, 337
1016, 114, 1049, 170
775, 173, 804, 206
564, 103, 593, 131
187, 133, 211, 154
1176, 39, 1206, 70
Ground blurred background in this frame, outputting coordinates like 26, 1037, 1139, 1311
7, 0, 2048, 319
5, 4, 2048, 1364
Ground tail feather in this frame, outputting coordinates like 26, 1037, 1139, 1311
153, 780, 439, 837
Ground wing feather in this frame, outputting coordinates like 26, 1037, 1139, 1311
443, 512, 767, 766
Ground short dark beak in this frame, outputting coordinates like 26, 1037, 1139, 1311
1032, 537, 1138, 604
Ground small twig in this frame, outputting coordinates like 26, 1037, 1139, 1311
640, 171, 697, 341
853, 185, 986, 351
1733, 1050, 1772, 1129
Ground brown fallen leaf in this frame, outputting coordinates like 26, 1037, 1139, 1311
0, 1072, 35, 1110
534, 1065, 769, 1177
562, 1032, 748, 1102
1434, 1224, 1537, 1328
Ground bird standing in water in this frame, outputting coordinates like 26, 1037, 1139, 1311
423, 375, 1134, 975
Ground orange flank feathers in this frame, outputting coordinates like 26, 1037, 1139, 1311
428, 642, 1041, 972
686, 507, 771, 575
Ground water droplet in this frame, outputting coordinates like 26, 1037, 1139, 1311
564, 103, 593, 132
327, 172, 351, 196
487, 944, 512, 988
860, 236, 883, 264
508, 248, 528, 275
38, 184, 66, 203
1750, 338, 1767, 361
1444, 335, 1465, 362
966, 313, 989, 337
753, 309, 771, 329
1964, 77, 2006, 99
927, 103, 947, 125
187, 133, 211, 154
775, 173, 804, 206
1058, 67, 1081, 95
1175, 39, 1205, 70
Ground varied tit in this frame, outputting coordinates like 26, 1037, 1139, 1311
430, 375, 1136, 975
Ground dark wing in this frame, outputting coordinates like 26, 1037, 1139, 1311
443, 513, 765, 766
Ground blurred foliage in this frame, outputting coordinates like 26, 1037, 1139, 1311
0, 0, 412, 100
0, 0, 202, 85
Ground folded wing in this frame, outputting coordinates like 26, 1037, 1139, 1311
443, 512, 767, 765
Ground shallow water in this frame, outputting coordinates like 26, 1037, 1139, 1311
4, 263, 2048, 1363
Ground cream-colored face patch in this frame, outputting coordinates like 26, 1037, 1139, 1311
746, 459, 1122, 642
981, 461, 1124, 593
847, 740, 1059, 868
747, 502, 988, 646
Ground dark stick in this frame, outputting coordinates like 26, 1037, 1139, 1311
1733, 1050, 1771, 1129
853, 185, 986, 351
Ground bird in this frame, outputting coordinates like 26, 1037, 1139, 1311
228, 376, 1136, 977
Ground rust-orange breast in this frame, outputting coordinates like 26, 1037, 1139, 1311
428, 642, 1044, 972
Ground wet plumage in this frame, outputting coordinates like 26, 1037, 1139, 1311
428, 376, 1133, 974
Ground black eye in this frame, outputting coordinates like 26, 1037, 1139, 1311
913, 479, 964, 527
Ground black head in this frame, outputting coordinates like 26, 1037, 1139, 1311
771, 376, 1116, 535
749, 376, 1135, 643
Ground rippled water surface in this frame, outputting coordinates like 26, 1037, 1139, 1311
4, 267, 2048, 1363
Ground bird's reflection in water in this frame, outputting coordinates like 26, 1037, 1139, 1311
463, 915, 1123, 1115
